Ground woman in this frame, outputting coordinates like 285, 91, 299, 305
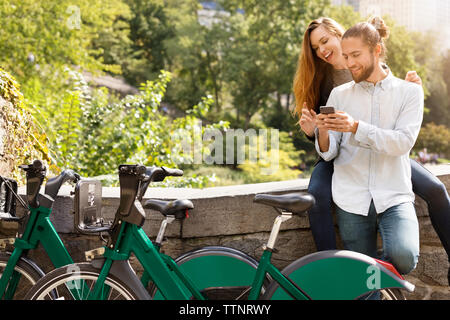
293, 17, 450, 282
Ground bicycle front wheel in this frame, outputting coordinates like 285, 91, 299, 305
379, 288, 406, 300
150, 246, 270, 300
0, 252, 44, 299
24, 263, 139, 300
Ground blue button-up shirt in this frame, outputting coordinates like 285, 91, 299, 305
315, 70, 424, 216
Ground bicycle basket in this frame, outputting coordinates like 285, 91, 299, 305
74, 179, 110, 234
0, 176, 19, 220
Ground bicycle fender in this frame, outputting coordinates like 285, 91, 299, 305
0, 251, 46, 279
153, 246, 265, 300
18, 255, 46, 279
262, 250, 414, 300
90, 258, 151, 300
175, 246, 260, 268
175, 246, 263, 286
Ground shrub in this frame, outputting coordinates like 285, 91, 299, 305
414, 122, 450, 158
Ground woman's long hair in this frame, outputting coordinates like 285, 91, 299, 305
293, 17, 345, 118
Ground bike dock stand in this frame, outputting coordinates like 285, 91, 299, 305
0, 238, 15, 251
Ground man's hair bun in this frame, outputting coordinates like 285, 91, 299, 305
368, 16, 390, 39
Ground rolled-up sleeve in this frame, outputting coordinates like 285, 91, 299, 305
315, 128, 340, 161
353, 84, 424, 156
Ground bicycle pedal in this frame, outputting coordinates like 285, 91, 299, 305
0, 238, 15, 250
85, 247, 105, 261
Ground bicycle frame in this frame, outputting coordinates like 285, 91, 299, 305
83, 218, 311, 301
84, 220, 413, 301
247, 250, 309, 300
139, 213, 412, 300
0, 205, 73, 299
86, 221, 205, 300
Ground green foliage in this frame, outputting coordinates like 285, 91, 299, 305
384, 23, 429, 96
94, 0, 175, 87
47, 69, 230, 187
325, 3, 361, 29
414, 123, 450, 158
0, 68, 50, 181
0, 0, 126, 79
0, 69, 24, 106
238, 132, 304, 183
216, 0, 330, 129
0, 0, 129, 148
421, 47, 450, 127
163, 0, 225, 113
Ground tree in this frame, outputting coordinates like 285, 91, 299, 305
414, 123, 450, 158
0, 0, 126, 80
163, 0, 227, 113
215, 0, 330, 129
51, 69, 229, 186
103, 0, 176, 86
422, 48, 450, 126
0, 0, 130, 159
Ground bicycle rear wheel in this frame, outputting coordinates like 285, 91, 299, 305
24, 263, 139, 300
150, 246, 270, 300
379, 288, 406, 300
260, 250, 411, 300
0, 252, 44, 299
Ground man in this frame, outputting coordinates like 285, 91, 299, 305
315, 17, 423, 276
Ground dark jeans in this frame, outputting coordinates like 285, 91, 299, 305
307, 158, 450, 262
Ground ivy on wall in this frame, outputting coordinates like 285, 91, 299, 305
0, 68, 50, 182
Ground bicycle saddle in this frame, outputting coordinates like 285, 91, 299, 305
143, 199, 193, 220
253, 192, 315, 215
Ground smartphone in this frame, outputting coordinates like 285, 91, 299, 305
320, 106, 335, 114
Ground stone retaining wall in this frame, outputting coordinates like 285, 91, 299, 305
1, 165, 449, 300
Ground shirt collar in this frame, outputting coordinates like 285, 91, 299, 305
356, 65, 393, 92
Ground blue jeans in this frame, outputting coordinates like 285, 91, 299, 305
307, 160, 336, 251
336, 201, 420, 275
307, 158, 450, 263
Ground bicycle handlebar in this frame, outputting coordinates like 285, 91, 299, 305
19, 160, 81, 208
19, 160, 47, 208
161, 166, 183, 178
137, 166, 184, 201
45, 169, 81, 200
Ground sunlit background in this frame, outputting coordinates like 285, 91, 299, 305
0, 0, 448, 186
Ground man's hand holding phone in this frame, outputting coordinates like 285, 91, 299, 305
317, 106, 335, 136
317, 106, 358, 134
316, 106, 334, 152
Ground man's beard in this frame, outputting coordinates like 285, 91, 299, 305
352, 56, 375, 83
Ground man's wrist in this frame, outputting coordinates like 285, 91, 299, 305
352, 120, 359, 134
317, 128, 330, 152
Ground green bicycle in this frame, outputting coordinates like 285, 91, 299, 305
0, 160, 81, 299
25, 164, 414, 300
